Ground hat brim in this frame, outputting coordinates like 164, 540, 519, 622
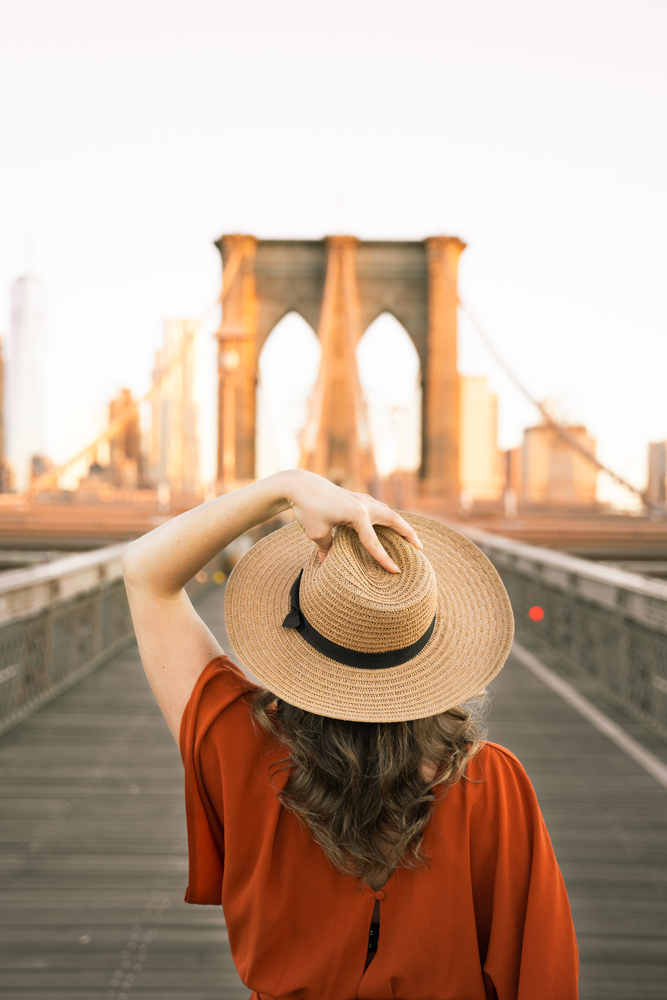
224, 511, 514, 722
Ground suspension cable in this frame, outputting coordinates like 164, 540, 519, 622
443, 265, 646, 502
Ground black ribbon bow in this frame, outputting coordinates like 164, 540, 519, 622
282, 570, 304, 628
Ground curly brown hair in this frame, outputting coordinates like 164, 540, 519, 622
251, 690, 486, 886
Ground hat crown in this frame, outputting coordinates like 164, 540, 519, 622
299, 525, 438, 654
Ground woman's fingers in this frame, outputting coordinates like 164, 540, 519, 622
306, 522, 337, 563
370, 507, 422, 551
355, 492, 390, 509
305, 506, 422, 572
351, 494, 422, 551
351, 513, 400, 573
289, 473, 422, 569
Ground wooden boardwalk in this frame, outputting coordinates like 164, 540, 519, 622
487, 658, 667, 998
1, 584, 666, 998
0, 587, 249, 1000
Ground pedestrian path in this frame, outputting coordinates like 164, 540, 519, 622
1, 585, 666, 999
487, 648, 667, 999
0, 588, 249, 1000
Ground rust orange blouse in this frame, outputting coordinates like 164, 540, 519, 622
180, 657, 579, 1000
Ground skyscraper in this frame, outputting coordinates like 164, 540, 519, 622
522, 423, 598, 506
6, 275, 47, 492
459, 376, 504, 501
647, 442, 667, 510
150, 319, 200, 494
0, 337, 5, 490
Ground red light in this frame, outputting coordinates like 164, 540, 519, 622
529, 606, 545, 622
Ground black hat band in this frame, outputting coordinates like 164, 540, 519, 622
282, 570, 436, 671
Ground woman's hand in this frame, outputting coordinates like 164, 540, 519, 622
284, 470, 422, 573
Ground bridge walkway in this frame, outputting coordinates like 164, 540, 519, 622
1, 585, 666, 999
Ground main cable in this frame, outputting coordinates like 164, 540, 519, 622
448, 272, 645, 502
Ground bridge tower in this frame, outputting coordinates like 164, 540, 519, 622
214, 234, 465, 499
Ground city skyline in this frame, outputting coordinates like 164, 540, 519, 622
0, 0, 665, 497
0, 263, 634, 513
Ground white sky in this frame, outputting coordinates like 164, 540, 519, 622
1, 0, 665, 493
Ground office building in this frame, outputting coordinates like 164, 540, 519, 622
523, 423, 598, 506
647, 442, 667, 510
459, 376, 504, 500
6, 275, 47, 491
150, 319, 199, 494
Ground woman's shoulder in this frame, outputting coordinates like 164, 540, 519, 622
465, 740, 539, 801
479, 740, 525, 769
199, 653, 259, 695
179, 654, 261, 758
437, 741, 545, 844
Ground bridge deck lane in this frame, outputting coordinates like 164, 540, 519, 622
487, 658, 667, 999
1, 585, 666, 998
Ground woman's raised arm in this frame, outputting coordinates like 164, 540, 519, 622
122, 470, 421, 740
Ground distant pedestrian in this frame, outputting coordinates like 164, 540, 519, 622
123, 470, 579, 999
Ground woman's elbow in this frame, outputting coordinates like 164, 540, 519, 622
121, 540, 144, 591
121, 540, 182, 600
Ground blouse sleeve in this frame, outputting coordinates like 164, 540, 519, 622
471, 744, 579, 999
179, 655, 259, 905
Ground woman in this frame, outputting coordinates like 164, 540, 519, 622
123, 469, 579, 1000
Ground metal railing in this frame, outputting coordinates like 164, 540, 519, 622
5, 522, 665, 741
0, 545, 131, 736
0, 544, 223, 738
462, 525, 667, 737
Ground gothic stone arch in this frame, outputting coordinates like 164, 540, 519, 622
215, 234, 465, 497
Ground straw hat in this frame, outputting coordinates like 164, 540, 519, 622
224, 511, 514, 723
